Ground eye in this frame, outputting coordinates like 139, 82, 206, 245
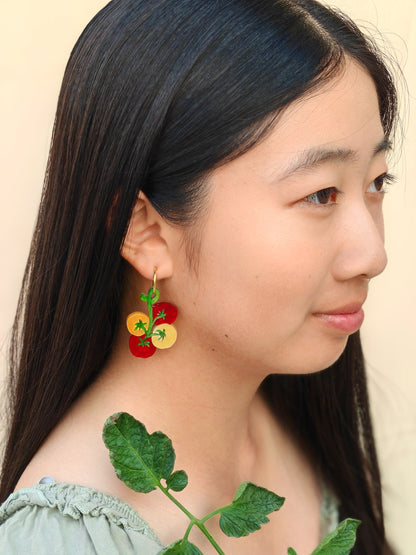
303, 187, 341, 205
367, 172, 396, 193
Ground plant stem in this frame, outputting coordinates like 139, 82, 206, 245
200, 504, 232, 524
195, 523, 225, 555
159, 483, 195, 522
159, 484, 225, 554
183, 522, 194, 542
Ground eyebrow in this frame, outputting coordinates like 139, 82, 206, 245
279, 138, 392, 180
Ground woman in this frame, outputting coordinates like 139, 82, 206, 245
0, 0, 397, 553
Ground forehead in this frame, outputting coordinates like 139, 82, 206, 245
209, 60, 385, 191
265, 60, 384, 165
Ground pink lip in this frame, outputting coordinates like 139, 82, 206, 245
313, 306, 365, 333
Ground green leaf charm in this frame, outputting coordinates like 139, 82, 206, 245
163, 539, 204, 554
311, 518, 361, 555
218, 481, 285, 537
103, 412, 187, 493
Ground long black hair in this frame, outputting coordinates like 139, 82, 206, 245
1, 1, 397, 553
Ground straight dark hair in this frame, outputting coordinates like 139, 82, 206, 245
1, 0, 397, 553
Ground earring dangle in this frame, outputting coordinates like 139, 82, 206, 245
126, 268, 178, 358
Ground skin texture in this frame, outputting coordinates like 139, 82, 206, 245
161, 59, 388, 378
15, 60, 389, 554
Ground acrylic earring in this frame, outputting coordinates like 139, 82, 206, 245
127, 268, 178, 358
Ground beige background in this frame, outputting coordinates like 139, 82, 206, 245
1, 1, 415, 553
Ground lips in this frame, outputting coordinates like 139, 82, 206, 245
313, 302, 366, 333
317, 303, 364, 315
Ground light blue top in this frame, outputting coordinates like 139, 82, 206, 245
0, 477, 339, 553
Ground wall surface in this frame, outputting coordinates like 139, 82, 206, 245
1, 1, 415, 553
328, 2, 416, 553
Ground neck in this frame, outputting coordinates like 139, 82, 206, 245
95, 328, 277, 498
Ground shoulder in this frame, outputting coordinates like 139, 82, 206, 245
0, 480, 164, 554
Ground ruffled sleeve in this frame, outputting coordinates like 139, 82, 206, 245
0, 481, 164, 554
319, 481, 339, 539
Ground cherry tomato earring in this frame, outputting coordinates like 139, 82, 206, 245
126, 268, 178, 358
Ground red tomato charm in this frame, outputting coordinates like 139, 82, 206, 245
152, 302, 178, 325
129, 334, 156, 358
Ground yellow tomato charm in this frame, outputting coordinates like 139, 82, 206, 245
151, 323, 178, 349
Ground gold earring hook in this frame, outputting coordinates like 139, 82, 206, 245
152, 267, 157, 297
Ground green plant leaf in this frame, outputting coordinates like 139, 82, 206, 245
163, 539, 204, 554
218, 481, 285, 538
311, 518, 361, 555
166, 470, 189, 492
103, 413, 359, 555
103, 412, 178, 493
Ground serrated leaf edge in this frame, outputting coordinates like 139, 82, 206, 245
103, 412, 174, 493
311, 518, 361, 555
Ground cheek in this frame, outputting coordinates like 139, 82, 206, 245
184, 213, 328, 355
372, 204, 385, 243
170, 196, 346, 374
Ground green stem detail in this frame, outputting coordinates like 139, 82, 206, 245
158, 483, 225, 554
194, 524, 225, 555
200, 505, 232, 524
141, 287, 160, 338
183, 522, 194, 542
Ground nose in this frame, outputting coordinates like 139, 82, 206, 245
332, 202, 388, 282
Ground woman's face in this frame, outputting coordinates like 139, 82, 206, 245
170, 60, 389, 376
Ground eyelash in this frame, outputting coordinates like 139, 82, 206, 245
303, 187, 341, 205
302, 172, 396, 206
367, 172, 396, 193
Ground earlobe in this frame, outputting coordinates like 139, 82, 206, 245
121, 192, 173, 281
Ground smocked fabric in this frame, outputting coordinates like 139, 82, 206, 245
319, 480, 339, 539
0, 477, 339, 553
0, 480, 163, 554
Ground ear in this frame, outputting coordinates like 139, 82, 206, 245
121, 191, 174, 281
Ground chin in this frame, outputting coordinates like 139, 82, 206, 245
283, 340, 349, 375
314, 342, 349, 372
